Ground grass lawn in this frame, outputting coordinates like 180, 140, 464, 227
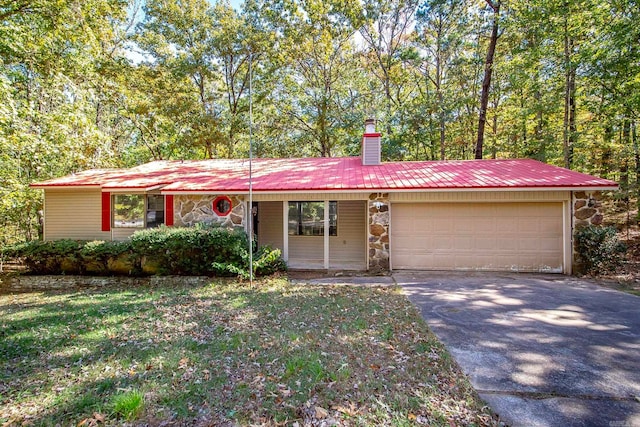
0, 276, 498, 426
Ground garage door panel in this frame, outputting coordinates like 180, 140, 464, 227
432, 236, 453, 249
477, 218, 497, 231
540, 218, 562, 232
475, 254, 503, 268
497, 237, 519, 250
391, 202, 563, 273
539, 237, 562, 251
517, 218, 543, 234
433, 254, 455, 269
456, 219, 495, 233
476, 238, 498, 251
498, 219, 519, 233
433, 218, 453, 232
452, 236, 474, 250
455, 222, 475, 233
393, 221, 412, 234
515, 237, 536, 251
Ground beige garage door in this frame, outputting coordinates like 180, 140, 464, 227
391, 202, 563, 272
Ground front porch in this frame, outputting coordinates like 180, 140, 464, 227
255, 200, 368, 271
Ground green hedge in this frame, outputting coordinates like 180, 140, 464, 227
1, 225, 286, 277
574, 225, 626, 275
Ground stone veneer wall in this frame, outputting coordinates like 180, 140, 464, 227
573, 191, 604, 229
173, 195, 245, 228
573, 191, 604, 272
368, 193, 390, 271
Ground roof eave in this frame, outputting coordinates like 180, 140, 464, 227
103, 184, 167, 193
30, 184, 103, 189
160, 185, 619, 195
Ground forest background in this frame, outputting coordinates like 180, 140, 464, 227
1, 0, 638, 244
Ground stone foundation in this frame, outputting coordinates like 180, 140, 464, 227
368, 193, 390, 271
174, 195, 245, 228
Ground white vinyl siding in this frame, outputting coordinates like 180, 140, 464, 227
390, 190, 570, 203
329, 200, 366, 269
257, 201, 283, 249
362, 135, 381, 165
288, 236, 324, 269
44, 189, 111, 241
391, 202, 564, 273
111, 228, 137, 241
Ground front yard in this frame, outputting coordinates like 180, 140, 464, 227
0, 276, 498, 426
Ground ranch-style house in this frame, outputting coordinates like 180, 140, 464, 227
31, 120, 617, 274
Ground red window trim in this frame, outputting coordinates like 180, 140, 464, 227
212, 195, 233, 216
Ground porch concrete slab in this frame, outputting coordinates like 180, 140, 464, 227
394, 271, 640, 427
290, 275, 395, 287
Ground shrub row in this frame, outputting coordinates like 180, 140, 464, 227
1, 225, 286, 277
574, 225, 626, 275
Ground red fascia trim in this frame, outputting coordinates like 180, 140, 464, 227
363, 133, 381, 137
165, 195, 174, 226
101, 192, 111, 232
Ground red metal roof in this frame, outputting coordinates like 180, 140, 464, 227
31, 157, 618, 192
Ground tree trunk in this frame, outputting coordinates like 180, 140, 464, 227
563, 10, 576, 169
520, 89, 526, 158
436, 48, 445, 161
621, 118, 631, 203
633, 120, 640, 220
534, 60, 546, 161
491, 113, 498, 159
602, 125, 613, 179
474, 0, 500, 160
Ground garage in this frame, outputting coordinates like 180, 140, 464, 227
390, 202, 564, 272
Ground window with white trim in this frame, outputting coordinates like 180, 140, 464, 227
113, 194, 165, 228
146, 195, 165, 228
288, 201, 337, 236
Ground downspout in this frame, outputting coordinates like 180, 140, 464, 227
324, 200, 329, 270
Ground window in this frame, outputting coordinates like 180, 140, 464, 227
113, 194, 165, 228
213, 195, 233, 216
288, 201, 337, 236
113, 194, 144, 228
146, 195, 165, 228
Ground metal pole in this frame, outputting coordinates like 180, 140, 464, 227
248, 52, 254, 285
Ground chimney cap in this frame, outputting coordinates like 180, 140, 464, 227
364, 118, 376, 134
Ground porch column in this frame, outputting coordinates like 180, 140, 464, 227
368, 193, 390, 271
282, 201, 289, 262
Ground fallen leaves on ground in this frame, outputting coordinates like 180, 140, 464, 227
0, 277, 500, 426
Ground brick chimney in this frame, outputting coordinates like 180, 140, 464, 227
362, 118, 381, 165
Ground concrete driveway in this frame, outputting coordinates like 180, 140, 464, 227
395, 271, 640, 427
